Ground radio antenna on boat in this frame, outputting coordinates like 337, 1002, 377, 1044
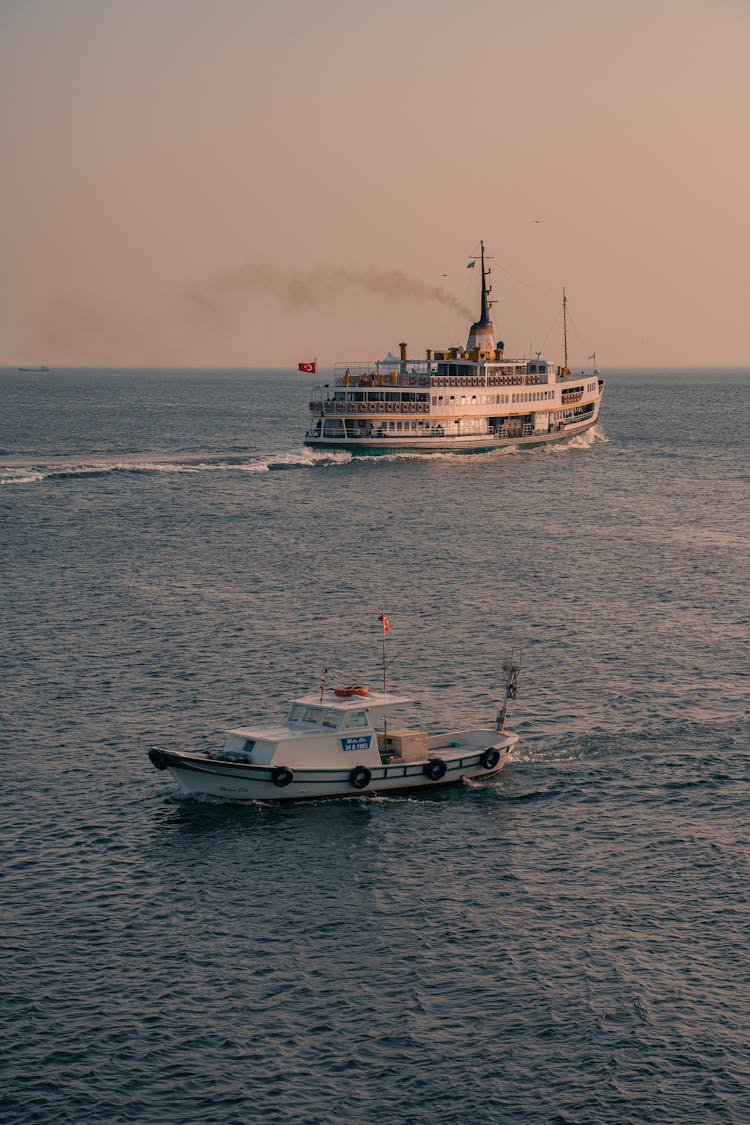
319, 666, 329, 702
496, 651, 521, 731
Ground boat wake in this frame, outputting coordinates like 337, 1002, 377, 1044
550, 423, 608, 451
0, 447, 351, 485
334, 427, 606, 466
0, 428, 605, 486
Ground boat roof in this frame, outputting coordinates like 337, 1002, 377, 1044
222, 690, 415, 741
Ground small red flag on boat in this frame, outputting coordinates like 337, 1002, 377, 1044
298, 361, 316, 374
378, 614, 390, 633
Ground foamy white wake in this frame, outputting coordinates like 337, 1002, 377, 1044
0, 447, 352, 484
0, 429, 606, 485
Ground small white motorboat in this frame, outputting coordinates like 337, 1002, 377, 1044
148, 658, 522, 803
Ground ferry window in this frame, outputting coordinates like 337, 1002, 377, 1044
302, 706, 322, 724
322, 710, 340, 729
345, 711, 368, 729
288, 704, 306, 721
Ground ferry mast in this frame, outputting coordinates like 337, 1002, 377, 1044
562, 287, 570, 375
466, 241, 496, 357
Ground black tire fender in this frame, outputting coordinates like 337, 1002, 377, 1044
148, 748, 168, 772
480, 747, 500, 770
349, 765, 372, 790
424, 757, 447, 781
271, 766, 294, 788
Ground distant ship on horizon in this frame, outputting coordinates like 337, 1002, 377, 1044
18, 365, 50, 373
303, 242, 604, 455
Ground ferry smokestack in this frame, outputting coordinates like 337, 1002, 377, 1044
399, 343, 407, 361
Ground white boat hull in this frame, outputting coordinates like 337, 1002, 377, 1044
150, 737, 516, 802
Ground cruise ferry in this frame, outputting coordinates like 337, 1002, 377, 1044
303, 243, 604, 454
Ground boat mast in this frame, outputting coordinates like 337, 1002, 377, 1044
379, 612, 389, 750
480, 240, 491, 324
562, 288, 569, 374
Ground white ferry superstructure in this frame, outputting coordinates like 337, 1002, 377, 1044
304, 243, 604, 455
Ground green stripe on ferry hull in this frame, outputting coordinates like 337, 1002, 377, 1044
306, 442, 497, 456
304, 422, 594, 457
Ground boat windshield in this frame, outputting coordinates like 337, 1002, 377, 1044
345, 711, 369, 728
288, 704, 323, 724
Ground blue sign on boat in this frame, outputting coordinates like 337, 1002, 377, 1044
340, 735, 372, 753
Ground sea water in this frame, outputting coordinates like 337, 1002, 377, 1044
1, 366, 748, 1124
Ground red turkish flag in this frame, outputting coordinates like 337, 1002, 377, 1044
298, 361, 316, 374
378, 614, 390, 633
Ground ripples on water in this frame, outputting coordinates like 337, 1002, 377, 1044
1, 367, 748, 1123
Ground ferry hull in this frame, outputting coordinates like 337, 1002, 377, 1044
305, 416, 599, 456
152, 741, 515, 803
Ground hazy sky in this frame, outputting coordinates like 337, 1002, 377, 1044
1, 0, 748, 367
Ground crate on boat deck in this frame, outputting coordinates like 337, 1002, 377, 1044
378, 730, 428, 762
